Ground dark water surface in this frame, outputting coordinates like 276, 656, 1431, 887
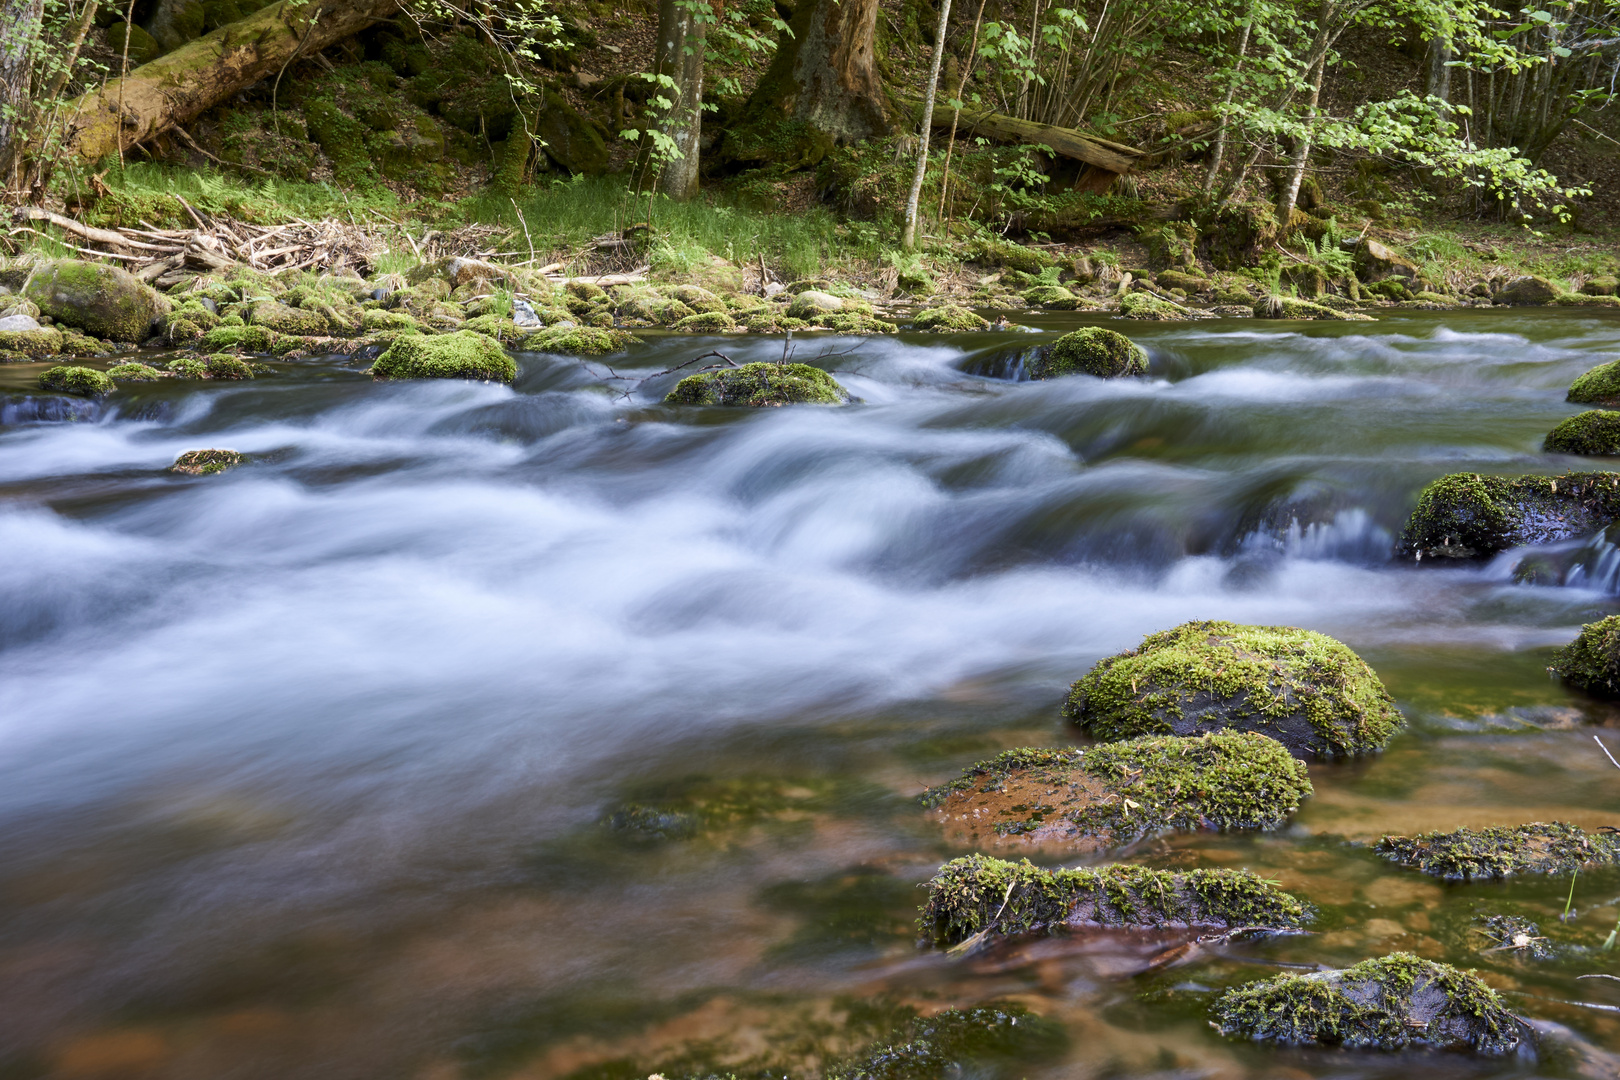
4, 311, 1620, 1079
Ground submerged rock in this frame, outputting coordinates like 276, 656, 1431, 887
1568, 360, 1620, 406
1064, 620, 1403, 759
1377, 821, 1620, 881
1474, 914, 1555, 960
921, 733, 1311, 851
665, 362, 849, 407
1545, 410, 1620, 455
912, 305, 990, 332
1549, 614, 1620, 696
22, 260, 169, 343
1399, 471, 1620, 559
826, 1003, 1066, 1080
919, 855, 1310, 947
1028, 326, 1147, 379
369, 330, 516, 382
1214, 953, 1523, 1055
170, 449, 244, 475
37, 365, 114, 397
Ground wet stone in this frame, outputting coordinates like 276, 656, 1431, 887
1548, 614, 1620, 697
1375, 821, 1620, 881
1401, 471, 1620, 559
170, 449, 244, 476
824, 1003, 1066, 1080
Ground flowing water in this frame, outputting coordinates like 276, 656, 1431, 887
4, 310, 1620, 1080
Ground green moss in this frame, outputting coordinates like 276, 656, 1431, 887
249, 300, 331, 336
912, 305, 990, 332
1021, 285, 1080, 309
821, 311, 898, 335
1156, 270, 1209, 292
462, 313, 530, 345
672, 311, 738, 333
1376, 821, 1620, 881
1119, 291, 1191, 321
167, 358, 211, 378
361, 308, 421, 334
37, 365, 114, 397
1549, 614, 1620, 695
107, 362, 164, 382
57, 329, 107, 357
665, 362, 849, 407
206, 354, 255, 380
0, 327, 64, 356
22, 260, 167, 343
1545, 410, 1620, 455
825, 1004, 1066, 1080
1556, 293, 1620, 307
668, 284, 728, 314
1568, 360, 1620, 406
1064, 620, 1403, 759
970, 240, 1054, 276
1583, 276, 1620, 296
918, 855, 1310, 947
603, 775, 846, 842
170, 449, 244, 475
370, 330, 515, 381
1030, 327, 1148, 380
1399, 471, 1620, 559
522, 326, 636, 356
202, 324, 282, 354
1214, 953, 1521, 1054
1255, 296, 1375, 321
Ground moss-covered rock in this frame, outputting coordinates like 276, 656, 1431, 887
922, 732, 1311, 851
521, 325, 635, 356
38, 365, 114, 397
912, 305, 990, 332
821, 311, 899, 334
1568, 360, 1620, 406
668, 284, 727, 314
23, 260, 169, 342
205, 354, 255, 380
1119, 291, 1192, 320
1555, 293, 1620, 308
167, 357, 211, 378
1064, 620, 1402, 760
1376, 821, 1620, 881
1545, 410, 1620, 455
361, 308, 421, 334
1493, 275, 1561, 306
620, 293, 696, 325
1021, 284, 1081, 310
369, 330, 515, 381
1029, 327, 1147, 380
970, 240, 1054, 276
249, 300, 332, 337
1255, 295, 1375, 320
1353, 238, 1418, 282
1214, 953, 1522, 1054
170, 449, 244, 475
1549, 614, 1620, 696
786, 290, 847, 320
672, 310, 738, 332
826, 1004, 1065, 1080
0, 325, 64, 358
107, 362, 164, 382
1582, 276, 1620, 296
1399, 471, 1620, 559
201, 324, 282, 354
1156, 269, 1209, 293
665, 362, 849, 407
919, 855, 1309, 948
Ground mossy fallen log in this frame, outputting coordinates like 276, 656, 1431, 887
61, 0, 400, 162
926, 104, 1144, 177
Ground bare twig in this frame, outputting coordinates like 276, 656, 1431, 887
1595, 735, 1620, 771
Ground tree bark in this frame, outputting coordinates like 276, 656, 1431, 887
743, 0, 893, 149
1203, 11, 1252, 196
0, 0, 44, 189
901, 0, 951, 250
653, 0, 707, 200
60, 0, 398, 162
1276, 6, 1337, 224
927, 104, 1143, 174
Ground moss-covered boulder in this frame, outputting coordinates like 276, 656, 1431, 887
170, 449, 244, 475
38, 365, 114, 397
1064, 620, 1402, 760
620, 293, 696, 326
1214, 953, 1522, 1055
369, 330, 515, 382
919, 855, 1310, 948
922, 733, 1311, 851
912, 305, 990, 332
23, 260, 169, 342
1399, 471, 1620, 559
1376, 821, 1620, 881
361, 309, 421, 334
1353, 238, 1418, 282
1255, 295, 1375, 320
970, 239, 1054, 276
1582, 276, 1619, 297
1549, 614, 1620, 695
826, 1004, 1065, 1080
1029, 327, 1147, 380
665, 362, 849, 407
201, 324, 282, 354
672, 310, 737, 333
521, 325, 635, 355
668, 284, 727, 314
786, 290, 847, 321
107, 362, 165, 382
1545, 410, 1620, 455
249, 300, 333, 337
1156, 269, 1208, 293
1021, 285, 1081, 310
1493, 275, 1561, 306
205, 354, 255, 380
1568, 360, 1620, 406
1119, 291, 1192, 321
0, 323, 64, 358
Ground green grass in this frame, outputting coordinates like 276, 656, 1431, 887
57, 162, 407, 230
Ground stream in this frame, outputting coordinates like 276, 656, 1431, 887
3, 309, 1620, 1079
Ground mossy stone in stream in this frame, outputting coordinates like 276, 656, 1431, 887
37, 365, 114, 397
912, 305, 990, 332
0, 325, 64, 357
1119, 291, 1191, 321
1213, 953, 1522, 1054
522, 326, 636, 356
202, 324, 282, 354
107, 362, 164, 382
919, 855, 1309, 947
921, 732, 1311, 850
205, 354, 255, 380
1064, 620, 1402, 759
1549, 614, 1620, 695
23, 259, 169, 342
1568, 360, 1620, 406
1254, 295, 1375, 321
1545, 410, 1620, 455
665, 362, 849, 407
672, 310, 738, 333
361, 308, 421, 334
1399, 471, 1620, 559
170, 449, 244, 475
370, 330, 515, 382
1376, 821, 1620, 881
1021, 285, 1081, 310
826, 1003, 1066, 1080
1029, 327, 1147, 380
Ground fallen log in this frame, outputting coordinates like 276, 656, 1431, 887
926, 104, 1145, 177
61, 0, 399, 162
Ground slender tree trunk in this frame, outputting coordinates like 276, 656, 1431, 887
1204, 10, 1252, 196
936, 0, 988, 223
901, 0, 952, 249
1276, 10, 1335, 224
653, 0, 707, 199
0, 0, 44, 190
1425, 32, 1452, 118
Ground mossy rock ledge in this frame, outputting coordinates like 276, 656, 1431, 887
1569, 359, 1620, 406
1063, 620, 1403, 760
1549, 614, 1620, 696
921, 733, 1311, 851
1399, 471, 1620, 559
1214, 953, 1523, 1055
1545, 410, 1620, 455
1028, 327, 1148, 380
920, 855, 1310, 947
369, 330, 516, 382
1376, 822, 1620, 881
664, 362, 849, 407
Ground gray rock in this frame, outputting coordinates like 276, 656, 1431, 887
1493, 275, 1560, 306
512, 298, 542, 328
22, 260, 169, 343
0, 314, 42, 332
786, 290, 844, 320
1354, 238, 1418, 282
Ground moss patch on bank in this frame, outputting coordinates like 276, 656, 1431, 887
1063, 620, 1403, 759
919, 854, 1310, 947
1399, 471, 1620, 559
665, 362, 850, 407
1376, 821, 1620, 881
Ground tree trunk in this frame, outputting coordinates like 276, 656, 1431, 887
928, 104, 1142, 174
1203, 11, 1252, 196
61, 0, 398, 162
0, 0, 44, 189
737, 0, 893, 155
1276, 9, 1335, 224
652, 0, 707, 200
901, 0, 952, 250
